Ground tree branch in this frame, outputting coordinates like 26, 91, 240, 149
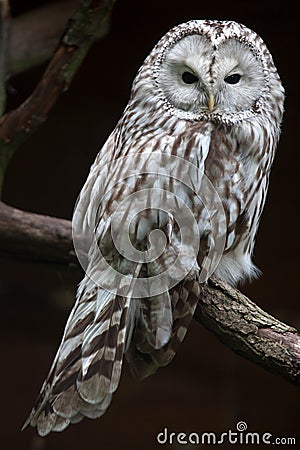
8, 1, 80, 76
0, 201, 77, 267
0, 0, 297, 393
195, 278, 300, 386
0, 0, 116, 194
8, 0, 110, 76
0, 201, 299, 386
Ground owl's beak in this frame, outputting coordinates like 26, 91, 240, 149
208, 93, 215, 112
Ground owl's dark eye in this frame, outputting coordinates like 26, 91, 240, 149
182, 71, 199, 84
224, 73, 241, 84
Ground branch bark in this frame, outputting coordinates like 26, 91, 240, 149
0, 201, 299, 386
195, 278, 300, 385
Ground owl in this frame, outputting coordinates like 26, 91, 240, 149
25, 20, 284, 435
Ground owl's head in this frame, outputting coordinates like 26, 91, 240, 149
140, 20, 284, 124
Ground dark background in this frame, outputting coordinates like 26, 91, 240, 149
1, 1, 299, 449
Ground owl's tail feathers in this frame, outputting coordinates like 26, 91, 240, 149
126, 279, 201, 380
137, 292, 173, 351
23, 292, 130, 436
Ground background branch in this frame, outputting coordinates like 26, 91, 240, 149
0, 0, 116, 194
9, 1, 80, 76
8, 0, 111, 77
0, 200, 299, 387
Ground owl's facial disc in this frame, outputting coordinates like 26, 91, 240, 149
158, 34, 266, 120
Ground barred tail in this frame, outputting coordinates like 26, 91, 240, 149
24, 290, 131, 436
126, 279, 200, 380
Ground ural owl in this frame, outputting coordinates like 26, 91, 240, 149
25, 20, 284, 435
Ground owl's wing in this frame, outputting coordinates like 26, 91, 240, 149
24, 131, 142, 435
124, 125, 216, 379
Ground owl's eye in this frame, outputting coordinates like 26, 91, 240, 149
182, 71, 199, 84
224, 73, 241, 84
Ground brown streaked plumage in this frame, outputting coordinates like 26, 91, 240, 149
25, 20, 284, 435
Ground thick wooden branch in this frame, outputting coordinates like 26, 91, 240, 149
0, 201, 299, 386
0, 202, 77, 267
195, 278, 300, 386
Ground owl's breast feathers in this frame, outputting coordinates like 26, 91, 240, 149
203, 119, 275, 284
90, 112, 274, 286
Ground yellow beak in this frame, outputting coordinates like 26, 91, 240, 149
208, 93, 215, 112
